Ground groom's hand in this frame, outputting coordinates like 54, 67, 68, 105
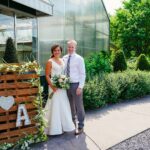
76, 88, 82, 96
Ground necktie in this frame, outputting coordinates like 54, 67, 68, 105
66, 55, 71, 77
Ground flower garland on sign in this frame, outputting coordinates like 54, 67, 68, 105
0, 61, 41, 74
0, 61, 47, 150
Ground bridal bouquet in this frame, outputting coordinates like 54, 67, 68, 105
52, 74, 70, 89
49, 75, 70, 98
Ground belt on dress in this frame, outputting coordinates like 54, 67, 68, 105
70, 82, 79, 84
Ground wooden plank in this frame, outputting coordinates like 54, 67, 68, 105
0, 120, 36, 130
0, 74, 15, 80
0, 74, 18, 80
0, 122, 16, 130
0, 88, 38, 96
0, 136, 20, 144
0, 126, 38, 140
15, 88, 39, 96
0, 129, 38, 144
0, 103, 37, 113
0, 90, 17, 96
0, 74, 38, 81
17, 74, 39, 80
0, 82, 35, 89
0, 111, 37, 122
0, 114, 17, 122
15, 96, 36, 103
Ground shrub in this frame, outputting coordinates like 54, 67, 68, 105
3, 37, 18, 63
136, 54, 150, 71
83, 75, 107, 109
85, 51, 112, 78
148, 55, 150, 62
112, 50, 127, 72
83, 71, 150, 110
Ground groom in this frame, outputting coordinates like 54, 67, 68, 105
63, 40, 86, 135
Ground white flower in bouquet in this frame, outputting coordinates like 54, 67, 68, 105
60, 75, 66, 79
58, 78, 63, 83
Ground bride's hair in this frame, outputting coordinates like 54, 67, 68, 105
51, 44, 63, 58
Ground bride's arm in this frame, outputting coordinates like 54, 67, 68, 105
45, 60, 57, 92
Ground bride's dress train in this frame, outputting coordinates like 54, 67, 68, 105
44, 59, 75, 135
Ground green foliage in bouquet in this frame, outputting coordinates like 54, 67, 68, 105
112, 50, 127, 72
136, 54, 150, 71
3, 37, 19, 63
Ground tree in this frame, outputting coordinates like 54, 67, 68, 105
3, 37, 18, 63
85, 51, 112, 76
110, 0, 150, 57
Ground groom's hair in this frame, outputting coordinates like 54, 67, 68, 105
51, 44, 62, 58
67, 40, 77, 46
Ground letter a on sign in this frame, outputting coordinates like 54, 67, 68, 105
16, 104, 31, 127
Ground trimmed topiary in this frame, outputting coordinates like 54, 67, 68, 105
112, 50, 127, 72
136, 54, 150, 71
3, 37, 18, 63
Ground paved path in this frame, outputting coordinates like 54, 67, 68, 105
85, 96, 150, 150
31, 132, 100, 150
32, 96, 150, 150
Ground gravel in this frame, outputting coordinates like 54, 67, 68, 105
108, 128, 150, 150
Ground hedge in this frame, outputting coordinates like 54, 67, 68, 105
83, 70, 150, 110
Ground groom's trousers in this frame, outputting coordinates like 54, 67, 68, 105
67, 83, 85, 129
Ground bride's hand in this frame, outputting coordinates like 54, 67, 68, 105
49, 85, 58, 93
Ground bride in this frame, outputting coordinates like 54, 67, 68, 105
44, 44, 75, 135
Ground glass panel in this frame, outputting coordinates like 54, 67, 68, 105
0, 13, 38, 63
38, 0, 110, 73
64, 0, 97, 56
95, 0, 109, 51
0, 13, 14, 62
96, 33, 109, 51
16, 17, 38, 62
38, 0, 65, 74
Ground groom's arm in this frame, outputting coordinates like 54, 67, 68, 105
78, 57, 86, 89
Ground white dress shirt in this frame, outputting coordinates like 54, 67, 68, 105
63, 53, 86, 89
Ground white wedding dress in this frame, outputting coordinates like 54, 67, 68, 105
44, 59, 75, 135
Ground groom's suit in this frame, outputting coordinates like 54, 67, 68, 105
63, 52, 86, 129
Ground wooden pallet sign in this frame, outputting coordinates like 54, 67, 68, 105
0, 70, 40, 144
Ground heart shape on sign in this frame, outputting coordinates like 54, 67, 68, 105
0, 96, 15, 111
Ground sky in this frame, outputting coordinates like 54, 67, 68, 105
103, 0, 125, 15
